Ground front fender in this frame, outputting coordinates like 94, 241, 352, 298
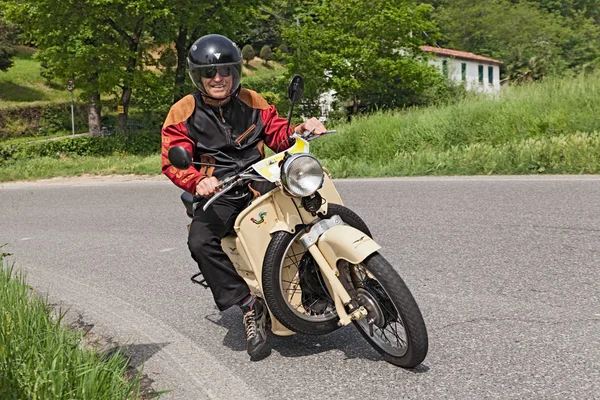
317, 225, 381, 266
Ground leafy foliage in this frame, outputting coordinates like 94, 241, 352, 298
430, 0, 600, 80
282, 0, 446, 116
0, 103, 87, 138
0, 16, 18, 71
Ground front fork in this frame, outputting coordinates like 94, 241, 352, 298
299, 216, 369, 326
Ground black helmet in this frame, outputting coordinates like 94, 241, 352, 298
187, 34, 243, 99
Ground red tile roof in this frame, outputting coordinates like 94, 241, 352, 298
420, 45, 503, 65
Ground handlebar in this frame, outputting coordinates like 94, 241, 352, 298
201, 129, 336, 211
299, 129, 336, 141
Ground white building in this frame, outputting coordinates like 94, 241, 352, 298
420, 45, 503, 93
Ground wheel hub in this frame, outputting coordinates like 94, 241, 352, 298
357, 288, 385, 328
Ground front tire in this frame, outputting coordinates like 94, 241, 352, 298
262, 204, 371, 335
341, 253, 428, 368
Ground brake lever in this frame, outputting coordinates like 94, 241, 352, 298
301, 129, 337, 141
202, 179, 240, 211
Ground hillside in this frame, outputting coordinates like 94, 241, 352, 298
0, 48, 73, 108
0, 49, 283, 110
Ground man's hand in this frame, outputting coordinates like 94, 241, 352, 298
196, 176, 220, 197
294, 117, 327, 136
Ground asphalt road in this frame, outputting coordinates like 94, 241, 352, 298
1, 175, 599, 399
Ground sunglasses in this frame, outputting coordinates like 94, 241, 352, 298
200, 66, 233, 79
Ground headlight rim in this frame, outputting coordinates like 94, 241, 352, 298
281, 153, 324, 197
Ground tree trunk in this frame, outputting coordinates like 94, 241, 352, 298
352, 94, 359, 115
87, 93, 102, 136
117, 87, 132, 134
114, 17, 144, 134
173, 25, 189, 103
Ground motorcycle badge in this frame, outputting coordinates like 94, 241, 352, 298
251, 211, 267, 225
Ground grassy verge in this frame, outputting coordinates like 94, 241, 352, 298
0, 255, 143, 399
0, 154, 160, 182
311, 72, 600, 163
1, 72, 600, 182
317, 131, 600, 177
1, 130, 598, 183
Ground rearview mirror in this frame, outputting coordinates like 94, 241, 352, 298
288, 74, 304, 102
168, 146, 192, 170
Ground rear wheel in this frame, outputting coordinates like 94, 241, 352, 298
261, 204, 370, 334
340, 253, 428, 368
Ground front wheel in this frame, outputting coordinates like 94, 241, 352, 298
261, 204, 371, 335
340, 253, 428, 368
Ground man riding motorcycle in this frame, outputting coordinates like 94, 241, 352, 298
161, 34, 326, 358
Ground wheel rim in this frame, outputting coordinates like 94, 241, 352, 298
342, 262, 409, 357
278, 229, 338, 322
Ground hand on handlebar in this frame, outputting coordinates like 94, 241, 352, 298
294, 117, 327, 136
195, 176, 222, 197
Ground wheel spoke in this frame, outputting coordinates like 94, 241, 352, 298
278, 234, 337, 321
346, 260, 412, 357
384, 323, 406, 348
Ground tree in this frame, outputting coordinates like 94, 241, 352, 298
282, 0, 444, 115
0, 16, 18, 71
260, 45, 272, 65
429, 0, 600, 78
240, 2, 285, 51
155, 0, 263, 103
2, 0, 171, 134
242, 44, 255, 66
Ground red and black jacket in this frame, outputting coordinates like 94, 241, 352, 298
161, 88, 293, 194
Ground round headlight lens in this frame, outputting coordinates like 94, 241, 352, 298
281, 154, 324, 197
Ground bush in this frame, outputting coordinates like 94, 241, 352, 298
241, 71, 290, 113
242, 44, 255, 65
132, 69, 174, 121
0, 103, 87, 139
0, 130, 160, 163
260, 45, 272, 65
241, 70, 283, 94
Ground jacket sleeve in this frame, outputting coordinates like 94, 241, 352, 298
161, 96, 205, 194
261, 105, 295, 152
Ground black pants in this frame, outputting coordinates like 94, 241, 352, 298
188, 192, 251, 311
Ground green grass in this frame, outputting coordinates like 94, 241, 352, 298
311, 72, 600, 176
2, 131, 77, 145
317, 131, 600, 177
0, 254, 144, 399
0, 51, 73, 108
0, 154, 161, 182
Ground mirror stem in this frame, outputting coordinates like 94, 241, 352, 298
286, 102, 295, 137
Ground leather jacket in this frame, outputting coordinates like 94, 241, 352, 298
161, 88, 293, 194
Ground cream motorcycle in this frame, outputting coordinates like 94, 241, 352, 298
168, 75, 428, 368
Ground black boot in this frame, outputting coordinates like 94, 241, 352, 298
241, 298, 268, 358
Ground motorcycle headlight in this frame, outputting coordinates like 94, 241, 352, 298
281, 154, 324, 197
